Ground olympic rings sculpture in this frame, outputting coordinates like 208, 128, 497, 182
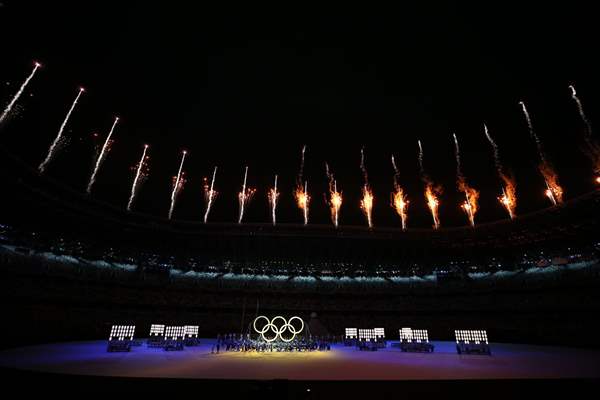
253, 315, 305, 342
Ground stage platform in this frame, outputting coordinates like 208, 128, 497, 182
0, 339, 599, 381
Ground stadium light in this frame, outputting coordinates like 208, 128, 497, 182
345, 328, 357, 339
184, 325, 200, 346
164, 326, 186, 351
455, 330, 490, 355
399, 327, 434, 352
150, 324, 165, 337
374, 328, 385, 339
107, 325, 135, 352
184, 325, 199, 338
147, 324, 166, 348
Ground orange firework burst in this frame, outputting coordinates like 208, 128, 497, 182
498, 173, 517, 219
295, 181, 310, 225
425, 184, 441, 229
391, 188, 408, 230
328, 181, 343, 227
360, 185, 374, 228
459, 181, 479, 228
391, 155, 409, 230
453, 134, 479, 227
268, 175, 280, 225
539, 162, 563, 206
325, 163, 342, 227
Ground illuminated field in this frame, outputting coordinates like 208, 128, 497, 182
1, 340, 599, 380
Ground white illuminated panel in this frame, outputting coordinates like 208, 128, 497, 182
345, 328, 357, 339
400, 328, 429, 343
400, 327, 413, 341
109, 325, 135, 341
149, 324, 165, 337
455, 330, 488, 344
184, 325, 199, 338
165, 326, 185, 340
374, 328, 385, 339
358, 328, 376, 341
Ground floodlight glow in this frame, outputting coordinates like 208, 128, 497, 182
455, 330, 489, 345
400, 328, 429, 343
345, 328, 358, 339
184, 325, 199, 338
149, 324, 165, 337
109, 325, 135, 341
253, 315, 304, 342
374, 328, 385, 339
164, 326, 186, 340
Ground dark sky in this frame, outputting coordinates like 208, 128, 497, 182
0, 2, 599, 228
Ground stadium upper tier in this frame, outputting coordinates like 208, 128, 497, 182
1, 146, 599, 277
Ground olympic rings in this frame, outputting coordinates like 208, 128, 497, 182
253, 315, 305, 342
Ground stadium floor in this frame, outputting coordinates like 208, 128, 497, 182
0, 339, 599, 380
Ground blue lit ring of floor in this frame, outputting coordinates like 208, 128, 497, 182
0, 340, 599, 380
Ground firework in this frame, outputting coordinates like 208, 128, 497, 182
238, 166, 256, 223
418, 140, 442, 229
519, 101, 564, 205
569, 84, 600, 179
168, 150, 188, 220
483, 124, 517, 219
38, 87, 85, 173
267, 174, 280, 225
540, 163, 563, 206
295, 181, 310, 225
359, 148, 374, 228
203, 166, 218, 223
127, 144, 150, 211
295, 145, 310, 225
453, 134, 479, 227
86, 116, 119, 193
325, 163, 342, 227
0, 62, 41, 125
391, 155, 409, 230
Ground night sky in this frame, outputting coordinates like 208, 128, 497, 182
1, 2, 599, 228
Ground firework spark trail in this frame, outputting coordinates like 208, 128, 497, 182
391, 155, 409, 230
238, 166, 256, 223
295, 146, 310, 225
418, 140, 442, 229
359, 148, 374, 228
127, 144, 150, 211
0, 62, 41, 125
294, 181, 310, 225
168, 150, 187, 220
569, 85, 593, 139
519, 101, 564, 205
86, 116, 119, 193
453, 134, 479, 227
325, 163, 342, 227
203, 166, 218, 223
519, 101, 546, 164
569, 84, 600, 178
38, 87, 85, 173
267, 174, 279, 225
484, 124, 517, 219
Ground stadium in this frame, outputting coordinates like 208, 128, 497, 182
1, 3, 600, 398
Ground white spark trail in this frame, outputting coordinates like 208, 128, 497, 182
127, 144, 149, 211
168, 151, 187, 220
39, 87, 85, 173
87, 116, 119, 193
203, 166, 218, 223
0, 62, 41, 125
519, 101, 546, 163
